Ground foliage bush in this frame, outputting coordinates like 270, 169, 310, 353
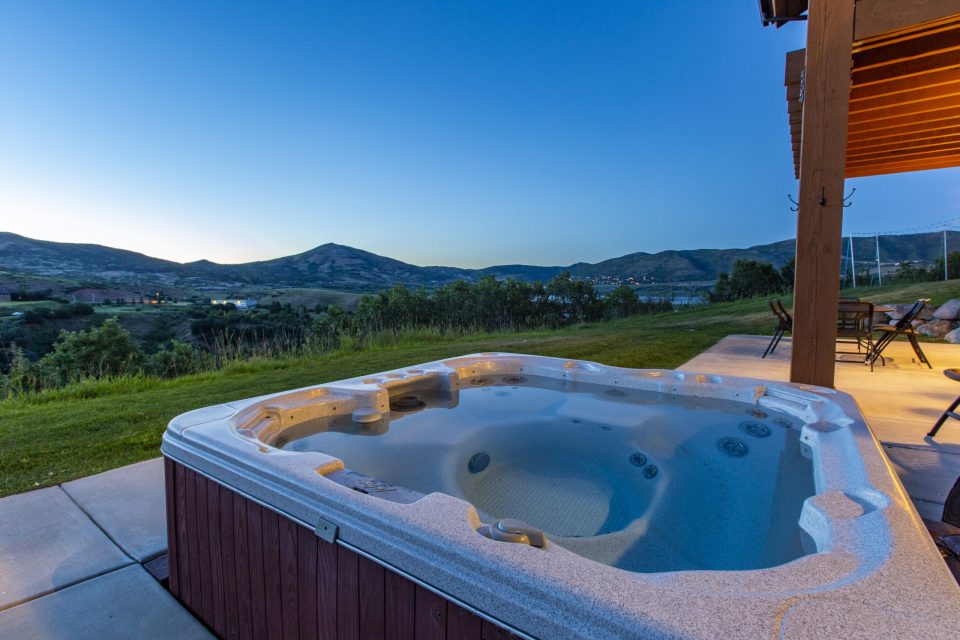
895, 252, 960, 282
40, 318, 145, 385
709, 259, 792, 302
148, 340, 208, 378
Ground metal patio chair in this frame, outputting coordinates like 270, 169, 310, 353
924, 474, 960, 583
762, 299, 792, 358
928, 368, 960, 439
866, 299, 932, 371
836, 300, 875, 362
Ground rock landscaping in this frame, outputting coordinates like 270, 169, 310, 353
877, 299, 960, 341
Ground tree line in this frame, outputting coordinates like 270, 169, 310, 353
708, 259, 794, 302
1, 273, 673, 396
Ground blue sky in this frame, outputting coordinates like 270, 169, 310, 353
1, 1, 958, 268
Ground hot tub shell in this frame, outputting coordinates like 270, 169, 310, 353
162, 353, 960, 639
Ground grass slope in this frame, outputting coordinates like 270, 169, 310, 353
1, 280, 957, 496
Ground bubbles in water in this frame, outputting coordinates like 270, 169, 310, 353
739, 421, 772, 438
468, 451, 491, 474
643, 464, 658, 479
629, 452, 647, 467
718, 437, 749, 457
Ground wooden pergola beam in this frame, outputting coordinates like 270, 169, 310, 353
850, 81, 960, 114
854, 0, 960, 41
850, 67, 960, 101
847, 125, 960, 152
846, 116, 960, 144
847, 132, 960, 157
852, 48, 960, 86
853, 21, 960, 70
848, 94, 960, 125
790, 0, 855, 388
847, 144, 960, 167
846, 154, 960, 177
847, 105, 960, 135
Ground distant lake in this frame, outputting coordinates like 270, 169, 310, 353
640, 295, 706, 306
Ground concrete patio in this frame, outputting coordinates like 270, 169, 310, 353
0, 336, 957, 638
680, 334, 960, 520
0, 459, 212, 639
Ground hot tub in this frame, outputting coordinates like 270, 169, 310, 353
161, 353, 960, 639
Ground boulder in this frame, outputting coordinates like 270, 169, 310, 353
945, 327, 960, 344
916, 319, 957, 339
886, 302, 935, 321
934, 299, 960, 321
885, 303, 914, 320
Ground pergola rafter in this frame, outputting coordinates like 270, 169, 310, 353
785, 12, 960, 180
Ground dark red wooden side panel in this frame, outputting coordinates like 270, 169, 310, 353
337, 544, 360, 640
414, 584, 447, 640
247, 502, 268, 640
297, 526, 318, 640
233, 493, 253, 640
261, 508, 282, 640
164, 460, 521, 640
184, 467, 203, 614
279, 517, 300, 640
358, 555, 385, 639
317, 530, 339, 639
196, 475, 214, 625
384, 571, 416, 640
164, 458, 179, 597
219, 484, 239, 640
207, 483, 225, 634
448, 606, 483, 640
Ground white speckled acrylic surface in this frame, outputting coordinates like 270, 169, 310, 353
162, 353, 960, 639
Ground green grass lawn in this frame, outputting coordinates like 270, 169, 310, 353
1, 280, 957, 497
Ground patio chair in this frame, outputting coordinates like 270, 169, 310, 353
762, 299, 792, 358
866, 299, 932, 371
928, 369, 960, 438
836, 300, 874, 362
924, 474, 960, 583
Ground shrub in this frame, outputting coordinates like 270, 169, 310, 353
148, 341, 207, 378
40, 318, 145, 385
709, 259, 788, 302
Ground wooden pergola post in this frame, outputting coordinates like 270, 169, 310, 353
790, 0, 855, 388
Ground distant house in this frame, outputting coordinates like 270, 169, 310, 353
210, 298, 258, 310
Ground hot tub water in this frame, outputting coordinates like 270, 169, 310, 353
280, 375, 814, 572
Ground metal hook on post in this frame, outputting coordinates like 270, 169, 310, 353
819, 187, 826, 206
842, 187, 856, 208
787, 194, 800, 212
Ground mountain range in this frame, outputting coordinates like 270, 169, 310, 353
1, 230, 957, 294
